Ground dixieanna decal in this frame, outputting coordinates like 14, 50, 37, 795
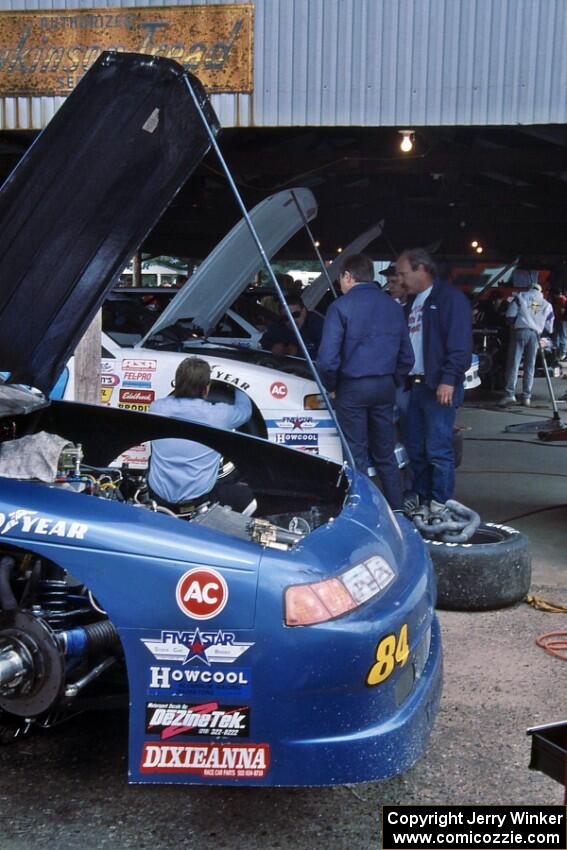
140, 742, 269, 777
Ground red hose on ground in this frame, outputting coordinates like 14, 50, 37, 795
535, 630, 567, 661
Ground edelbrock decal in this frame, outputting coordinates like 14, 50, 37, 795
0, 510, 88, 540
142, 628, 254, 666
176, 568, 228, 620
140, 742, 269, 777
145, 700, 250, 739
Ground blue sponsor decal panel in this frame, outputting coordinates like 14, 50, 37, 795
148, 665, 252, 701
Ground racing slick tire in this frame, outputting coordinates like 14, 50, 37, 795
426, 522, 531, 611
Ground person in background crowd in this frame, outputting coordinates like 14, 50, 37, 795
148, 357, 255, 513
380, 263, 409, 307
395, 247, 472, 516
500, 282, 554, 407
260, 294, 324, 357
474, 289, 508, 330
551, 287, 567, 361
317, 253, 414, 510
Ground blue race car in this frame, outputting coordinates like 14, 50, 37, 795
0, 52, 441, 786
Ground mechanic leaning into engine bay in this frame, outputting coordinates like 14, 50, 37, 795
316, 252, 414, 511
395, 247, 473, 518
148, 356, 256, 514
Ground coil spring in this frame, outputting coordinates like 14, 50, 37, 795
37, 579, 69, 625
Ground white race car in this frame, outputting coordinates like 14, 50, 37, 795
61, 188, 479, 468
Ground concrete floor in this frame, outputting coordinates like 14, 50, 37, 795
457, 374, 567, 585
1, 379, 567, 850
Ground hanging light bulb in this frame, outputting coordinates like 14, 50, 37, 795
476, 246, 483, 254
471, 240, 478, 248
314, 240, 320, 248
337, 247, 343, 253
399, 130, 415, 153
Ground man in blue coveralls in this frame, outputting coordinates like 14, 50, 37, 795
317, 253, 414, 510
395, 248, 472, 515
148, 357, 255, 514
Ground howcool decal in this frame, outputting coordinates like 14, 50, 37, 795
148, 666, 251, 700
142, 628, 254, 666
145, 700, 250, 739
176, 568, 228, 620
140, 742, 269, 777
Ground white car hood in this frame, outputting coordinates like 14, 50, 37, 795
139, 187, 317, 346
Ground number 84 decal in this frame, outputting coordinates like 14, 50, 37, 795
366, 624, 410, 686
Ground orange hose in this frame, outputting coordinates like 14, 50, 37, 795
536, 630, 567, 661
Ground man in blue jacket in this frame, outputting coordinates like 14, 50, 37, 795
317, 253, 414, 510
395, 248, 472, 514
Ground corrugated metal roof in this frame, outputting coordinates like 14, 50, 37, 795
1, 0, 567, 129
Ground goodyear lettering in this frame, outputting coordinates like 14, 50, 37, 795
0, 510, 88, 539
210, 366, 250, 391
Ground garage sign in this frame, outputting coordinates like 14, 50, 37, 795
0, 4, 254, 96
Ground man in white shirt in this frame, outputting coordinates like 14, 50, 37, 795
395, 248, 472, 514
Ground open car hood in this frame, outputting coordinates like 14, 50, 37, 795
0, 52, 219, 395
139, 187, 317, 345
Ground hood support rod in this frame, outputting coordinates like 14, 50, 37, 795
182, 74, 356, 477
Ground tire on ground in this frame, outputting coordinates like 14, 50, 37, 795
426, 522, 531, 611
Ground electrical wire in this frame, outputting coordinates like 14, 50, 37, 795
535, 631, 567, 662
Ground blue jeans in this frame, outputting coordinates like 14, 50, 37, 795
335, 375, 402, 509
504, 328, 539, 400
554, 320, 567, 356
405, 382, 464, 504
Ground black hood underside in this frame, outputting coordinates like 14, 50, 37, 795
0, 52, 219, 395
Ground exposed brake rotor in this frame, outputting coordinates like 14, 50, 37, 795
0, 610, 65, 716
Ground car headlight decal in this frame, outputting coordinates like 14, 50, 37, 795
284, 555, 395, 626
303, 393, 326, 410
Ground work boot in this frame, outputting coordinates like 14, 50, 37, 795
522, 397, 531, 407
403, 491, 421, 513
429, 499, 448, 517
499, 395, 516, 406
